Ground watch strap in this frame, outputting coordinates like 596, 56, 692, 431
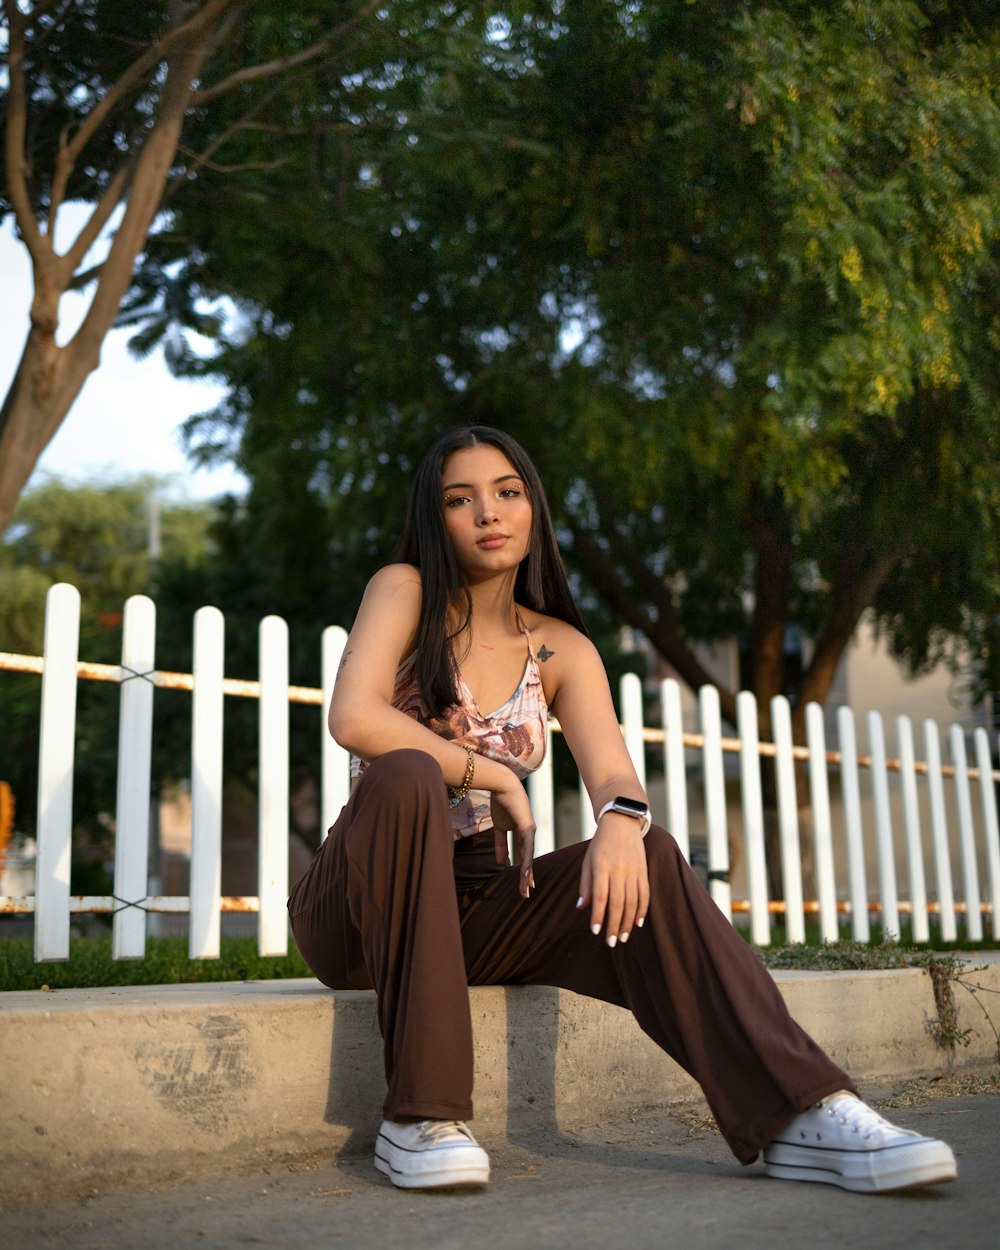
596, 798, 652, 837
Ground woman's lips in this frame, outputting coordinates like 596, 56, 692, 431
477, 534, 508, 549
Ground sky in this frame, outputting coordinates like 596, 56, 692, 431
0, 211, 248, 504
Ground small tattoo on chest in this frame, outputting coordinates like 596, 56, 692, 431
538, 644, 554, 662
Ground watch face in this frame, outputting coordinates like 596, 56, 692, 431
613, 798, 649, 817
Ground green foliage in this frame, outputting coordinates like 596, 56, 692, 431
121, 0, 1000, 719
0, 935, 311, 991
0, 477, 215, 840
0, 477, 213, 656
2, 931, 995, 992
0, 475, 364, 847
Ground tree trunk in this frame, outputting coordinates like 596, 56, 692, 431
0, 0, 380, 535
745, 498, 793, 899
0, 16, 215, 535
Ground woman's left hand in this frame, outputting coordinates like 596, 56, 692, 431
489, 769, 536, 899
577, 814, 650, 946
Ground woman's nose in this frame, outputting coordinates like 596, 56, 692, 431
476, 502, 499, 525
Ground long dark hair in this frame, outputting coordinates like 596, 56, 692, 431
395, 425, 588, 717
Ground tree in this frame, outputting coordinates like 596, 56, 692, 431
0, 0, 387, 537
150, 1, 1000, 728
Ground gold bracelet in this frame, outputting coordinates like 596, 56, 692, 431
447, 746, 475, 807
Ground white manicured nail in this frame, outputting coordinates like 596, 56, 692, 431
636, 917, 645, 928
620, 932, 630, 943
607, 935, 617, 949
590, 923, 601, 936
576, 896, 585, 910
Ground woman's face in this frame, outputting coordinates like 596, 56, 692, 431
440, 443, 533, 580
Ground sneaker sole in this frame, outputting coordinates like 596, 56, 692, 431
763, 1140, 957, 1194
374, 1146, 490, 1190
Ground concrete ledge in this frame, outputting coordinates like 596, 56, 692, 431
3, 958, 999, 1202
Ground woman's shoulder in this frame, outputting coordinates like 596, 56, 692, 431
363, 562, 424, 600
516, 605, 595, 666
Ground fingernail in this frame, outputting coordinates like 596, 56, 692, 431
576, 896, 585, 910
620, 932, 630, 943
607, 935, 617, 949
590, 923, 601, 936
636, 917, 645, 928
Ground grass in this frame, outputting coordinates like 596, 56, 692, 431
748, 919, 1000, 970
0, 934, 312, 992
1, 921, 998, 991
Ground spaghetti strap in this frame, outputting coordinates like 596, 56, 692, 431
513, 604, 536, 659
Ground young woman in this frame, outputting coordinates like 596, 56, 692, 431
287, 425, 956, 1195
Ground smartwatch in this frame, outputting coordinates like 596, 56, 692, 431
596, 796, 652, 837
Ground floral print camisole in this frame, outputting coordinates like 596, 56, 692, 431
351, 608, 548, 837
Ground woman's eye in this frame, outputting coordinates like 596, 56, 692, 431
444, 496, 470, 508
498, 488, 522, 499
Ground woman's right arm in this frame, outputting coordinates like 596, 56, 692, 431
329, 566, 534, 870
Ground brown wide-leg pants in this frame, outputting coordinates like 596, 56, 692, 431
287, 749, 855, 1164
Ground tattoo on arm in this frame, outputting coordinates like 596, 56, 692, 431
337, 648, 353, 673
538, 644, 554, 662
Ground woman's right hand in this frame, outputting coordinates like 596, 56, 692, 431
490, 771, 536, 898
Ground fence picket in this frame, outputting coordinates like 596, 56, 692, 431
620, 673, 647, 790
112, 595, 156, 960
258, 616, 289, 956
737, 691, 770, 946
974, 728, 1000, 939
527, 721, 556, 857
805, 702, 838, 943
34, 583, 81, 962
661, 679, 689, 861
923, 720, 957, 942
320, 626, 350, 840
838, 707, 870, 942
772, 695, 804, 943
948, 726, 982, 942
895, 716, 930, 943
867, 712, 900, 939
700, 685, 731, 920
189, 607, 225, 959
578, 771, 596, 840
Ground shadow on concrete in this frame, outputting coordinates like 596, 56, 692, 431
322, 989, 385, 1154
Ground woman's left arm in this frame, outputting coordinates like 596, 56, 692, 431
544, 627, 651, 947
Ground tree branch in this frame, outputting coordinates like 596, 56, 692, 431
191, 0, 383, 104
59, 160, 134, 278
175, 144, 291, 173
568, 520, 739, 726
57, 0, 240, 169
66, 262, 105, 292
66, 28, 218, 367
3, 1, 45, 259
745, 492, 794, 708
799, 541, 906, 710
160, 84, 280, 203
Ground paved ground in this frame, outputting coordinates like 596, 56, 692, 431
6, 1075, 999, 1250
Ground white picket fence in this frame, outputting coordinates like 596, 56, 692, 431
2, 583, 1000, 962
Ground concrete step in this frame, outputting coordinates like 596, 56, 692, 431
3, 958, 999, 1203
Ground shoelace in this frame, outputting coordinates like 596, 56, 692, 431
416, 1119, 473, 1144
823, 1096, 897, 1141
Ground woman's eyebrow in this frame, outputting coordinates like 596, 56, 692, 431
441, 474, 523, 492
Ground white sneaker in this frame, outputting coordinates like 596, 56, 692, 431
374, 1119, 490, 1189
763, 1092, 957, 1193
